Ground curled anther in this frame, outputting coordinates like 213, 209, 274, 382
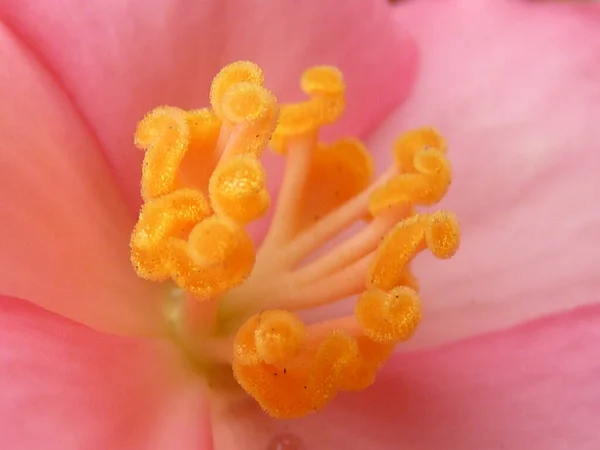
135, 106, 190, 200
271, 66, 346, 153
208, 155, 270, 224
233, 315, 360, 419
221, 83, 277, 125
355, 287, 422, 344
220, 82, 279, 157
369, 128, 451, 216
254, 311, 307, 367
130, 189, 212, 281
210, 61, 265, 119
394, 127, 447, 172
426, 211, 461, 259
368, 212, 460, 291
167, 216, 256, 300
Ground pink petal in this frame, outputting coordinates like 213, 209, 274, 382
0, 0, 417, 210
0, 23, 165, 335
210, 304, 600, 449
0, 295, 212, 450
366, 0, 600, 346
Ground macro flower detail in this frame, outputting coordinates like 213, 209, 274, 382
130, 61, 460, 419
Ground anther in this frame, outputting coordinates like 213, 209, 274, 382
271, 66, 345, 152
393, 127, 447, 172
355, 287, 422, 344
168, 216, 255, 299
208, 155, 270, 224
426, 211, 461, 259
130, 189, 211, 281
369, 127, 451, 216
367, 212, 460, 291
254, 311, 306, 367
220, 82, 278, 158
135, 106, 190, 201
210, 61, 265, 119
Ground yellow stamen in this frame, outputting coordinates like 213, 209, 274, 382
355, 286, 421, 344
130, 62, 461, 420
209, 61, 265, 118
208, 155, 270, 224
167, 216, 255, 300
219, 82, 278, 158
367, 212, 460, 291
253, 310, 306, 367
130, 188, 211, 281
369, 128, 451, 215
130, 62, 279, 302
270, 66, 345, 152
135, 106, 190, 201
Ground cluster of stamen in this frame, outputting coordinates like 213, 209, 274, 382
130, 62, 460, 419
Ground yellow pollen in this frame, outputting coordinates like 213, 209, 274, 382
369, 127, 451, 216
130, 188, 211, 281
130, 62, 461, 419
209, 61, 265, 118
253, 310, 306, 367
135, 106, 190, 201
367, 212, 460, 292
208, 155, 270, 224
270, 66, 345, 153
355, 286, 421, 344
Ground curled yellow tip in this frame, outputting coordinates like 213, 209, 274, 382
135, 106, 190, 201
355, 287, 421, 344
232, 310, 397, 418
367, 213, 461, 292
210, 61, 265, 119
233, 321, 361, 418
393, 127, 447, 173
369, 148, 451, 216
130, 189, 211, 281
220, 83, 279, 158
221, 82, 277, 125
300, 66, 345, 96
187, 216, 247, 265
209, 155, 270, 224
271, 66, 345, 152
168, 217, 256, 299
254, 311, 306, 367
232, 311, 316, 418
426, 211, 461, 259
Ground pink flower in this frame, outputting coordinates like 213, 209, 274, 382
1, 0, 599, 449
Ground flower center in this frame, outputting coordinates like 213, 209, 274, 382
130, 62, 460, 419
